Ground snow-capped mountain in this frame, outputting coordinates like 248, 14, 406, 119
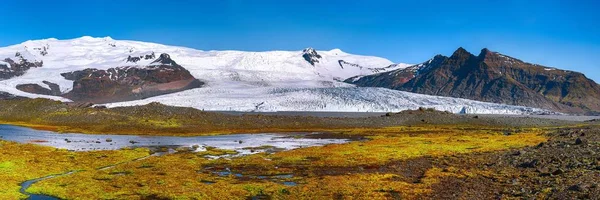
0, 36, 402, 97
0, 36, 555, 114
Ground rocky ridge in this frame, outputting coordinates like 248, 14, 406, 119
347, 48, 600, 114
15, 53, 203, 103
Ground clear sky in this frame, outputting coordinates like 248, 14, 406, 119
1, 0, 598, 82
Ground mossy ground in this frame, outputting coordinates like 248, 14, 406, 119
0, 140, 150, 199
1, 125, 550, 199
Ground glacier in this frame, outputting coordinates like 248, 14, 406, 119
0, 36, 554, 114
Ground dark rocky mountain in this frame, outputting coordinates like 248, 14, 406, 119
346, 55, 447, 87
347, 48, 600, 114
0, 91, 24, 100
302, 48, 322, 66
0, 52, 43, 80
16, 81, 61, 96
150, 53, 178, 66
126, 52, 155, 63
17, 53, 204, 104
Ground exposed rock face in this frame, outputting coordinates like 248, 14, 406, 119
32, 45, 49, 56
10, 53, 203, 104
59, 53, 203, 103
126, 52, 156, 63
0, 53, 43, 80
302, 48, 322, 66
338, 60, 400, 74
151, 53, 178, 66
347, 48, 600, 114
16, 81, 62, 96
17, 84, 53, 96
0, 91, 25, 100
347, 55, 446, 88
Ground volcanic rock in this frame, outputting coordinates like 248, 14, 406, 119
60, 53, 204, 103
347, 48, 600, 114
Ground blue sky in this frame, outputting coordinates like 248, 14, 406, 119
1, 0, 598, 82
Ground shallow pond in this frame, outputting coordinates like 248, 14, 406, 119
0, 124, 349, 155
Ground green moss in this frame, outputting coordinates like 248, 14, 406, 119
136, 118, 182, 128
0, 161, 15, 172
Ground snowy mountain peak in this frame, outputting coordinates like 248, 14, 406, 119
328, 48, 345, 54
76, 36, 113, 41
79, 36, 95, 40
302, 47, 316, 53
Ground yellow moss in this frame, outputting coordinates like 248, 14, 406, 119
236, 127, 548, 168
14, 126, 550, 199
0, 140, 150, 199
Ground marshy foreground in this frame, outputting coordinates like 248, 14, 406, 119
0, 99, 599, 199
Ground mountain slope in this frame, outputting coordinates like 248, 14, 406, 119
0, 36, 403, 98
347, 48, 600, 114
10, 52, 204, 103
0, 37, 556, 114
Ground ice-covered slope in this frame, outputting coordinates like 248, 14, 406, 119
0, 36, 400, 95
105, 86, 552, 114
0, 36, 555, 114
